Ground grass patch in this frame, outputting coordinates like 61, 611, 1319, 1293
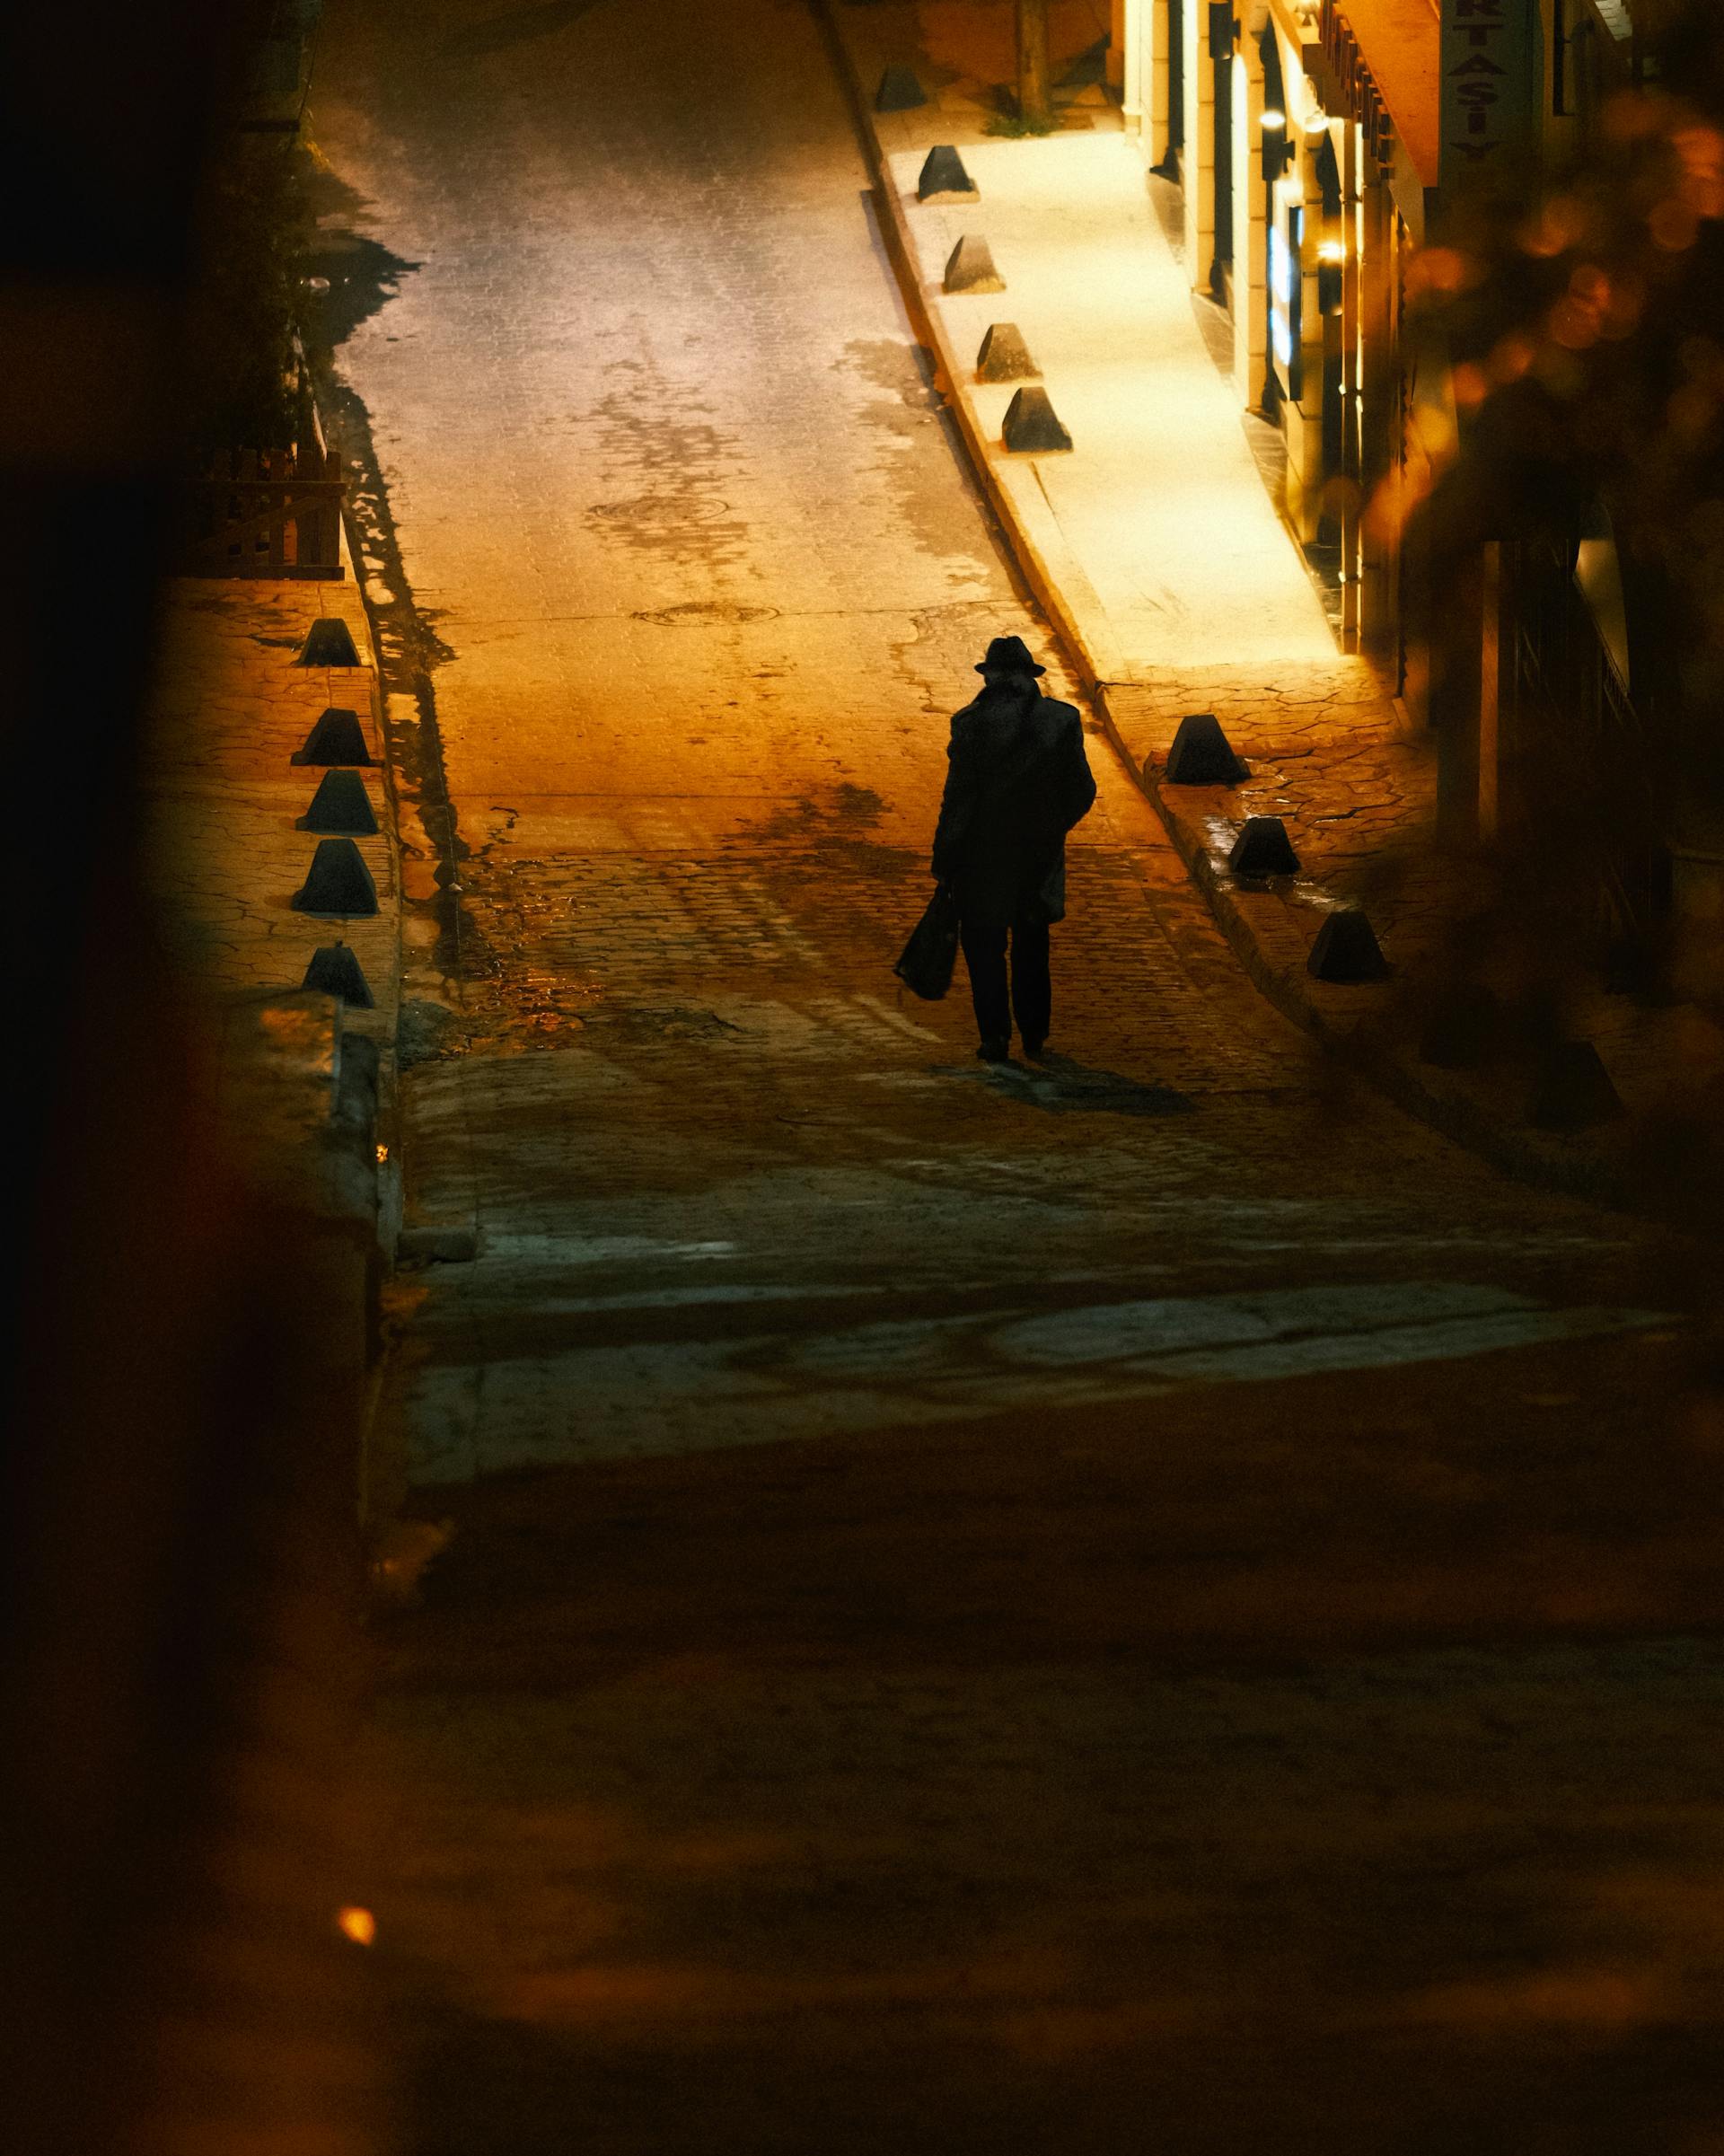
983, 104, 1060, 137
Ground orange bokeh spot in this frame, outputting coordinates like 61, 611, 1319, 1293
1598, 273, 1645, 341
1650, 198, 1699, 251
1489, 334, 1535, 384
1669, 383, 1716, 443
1673, 123, 1724, 219
1412, 246, 1470, 295
337, 1905, 377, 1947
1451, 362, 1489, 410
1568, 262, 1608, 306
1518, 197, 1586, 260
1549, 296, 1600, 352
1602, 89, 1660, 142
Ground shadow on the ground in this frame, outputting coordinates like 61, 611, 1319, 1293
300, 231, 422, 352
385, 1960, 1724, 2156
385, 1329, 1715, 1669
441, 0, 605, 58
978, 1051, 1195, 1115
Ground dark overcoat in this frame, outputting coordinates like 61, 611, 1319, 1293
930, 682, 1097, 928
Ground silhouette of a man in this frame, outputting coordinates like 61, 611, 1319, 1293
931, 636, 1096, 1061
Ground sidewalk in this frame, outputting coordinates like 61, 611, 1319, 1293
143, 555, 402, 1346
821, 0, 1724, 1217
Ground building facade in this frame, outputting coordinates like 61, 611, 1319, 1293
1117, 0, 1674, 940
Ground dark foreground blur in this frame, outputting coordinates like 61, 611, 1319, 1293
0, 9, 386, 2152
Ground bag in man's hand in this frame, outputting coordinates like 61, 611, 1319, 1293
893, 882, 961, 1000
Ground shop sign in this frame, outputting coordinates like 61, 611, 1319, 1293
1269, 223, 1296, 369
1440, 0, 1540, 177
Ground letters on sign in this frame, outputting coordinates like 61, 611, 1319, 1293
1440, 0, 1539, 176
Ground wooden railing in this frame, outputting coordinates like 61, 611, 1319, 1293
182, 445, 347, 580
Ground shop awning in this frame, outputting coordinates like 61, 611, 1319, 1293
1328, 0, 1440, 189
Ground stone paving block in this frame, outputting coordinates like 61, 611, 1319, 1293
294, 837, 380, 918
1164, 711, 1245, 785
1306, 907, 1389, 983
942, 233, 1003, 293
875, 65, 926, 111
1228, 815, 1300, 879
298, 769, 381, 836
295, 707, 374, 765
303, 941, 376, 1008
917, 144, 977, 201
1001, 385, 1072, 454
296, 616, 364, 668
974, 321, 1038, 383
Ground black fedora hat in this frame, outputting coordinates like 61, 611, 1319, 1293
975, 633, 1045, 676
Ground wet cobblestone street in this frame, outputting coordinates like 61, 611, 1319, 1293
308, 0, 1724, 2144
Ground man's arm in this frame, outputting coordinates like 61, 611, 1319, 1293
930, 719, 978, 880
1058, 709, 1097, 832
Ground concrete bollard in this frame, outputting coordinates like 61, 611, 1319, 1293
1306, 907, 1389, 981
293, 838, 378, 918
943, 235, 1005, 294
296, 616, 363, 668
296, 769, 379, 836
1419, 983, 1500, 1069
1002, 386, 1072, 453
918, 145, 979, 202
876, 65, 927, 110
293, 707, 373, 765
1164, 711, 1245, 785
1527, 1041, 1623, 1131
1227, 815, 1300, 877
303, 942, 374, 1008
975, 322, 1039, 382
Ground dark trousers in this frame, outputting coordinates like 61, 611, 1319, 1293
960, 912, 1051, 1044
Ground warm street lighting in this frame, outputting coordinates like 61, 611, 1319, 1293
1259, 107, 1287, 129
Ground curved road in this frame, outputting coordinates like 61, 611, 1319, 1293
308, 0, 1724, 2145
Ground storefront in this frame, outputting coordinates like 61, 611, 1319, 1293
1120, 0, 1436, 664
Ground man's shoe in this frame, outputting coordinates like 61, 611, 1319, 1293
976, 1036, 1010, 1062
1022, 1035, 1047, 1059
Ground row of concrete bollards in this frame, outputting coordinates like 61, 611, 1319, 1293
286, 616, 382, 1008
908, 143, 1075, 458
1159, 710, 1623, 1130
880, 84, 1623, 1140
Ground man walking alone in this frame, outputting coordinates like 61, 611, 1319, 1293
930, 636, 1096, 1061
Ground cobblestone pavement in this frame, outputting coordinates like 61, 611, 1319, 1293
307, 0, 1724, 2145
825, 0, 1724, 1212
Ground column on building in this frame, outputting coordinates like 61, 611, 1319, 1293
1123, 0, 1435, 681
1121, 0, 1192, 181
1229, 21, 1268, 404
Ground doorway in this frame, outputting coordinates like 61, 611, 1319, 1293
1209, 3, 1233, 306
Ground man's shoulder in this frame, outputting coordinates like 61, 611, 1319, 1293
1034, 695, 1083, 736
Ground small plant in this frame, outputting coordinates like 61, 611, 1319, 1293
984, 104, 1061, 137
982, 84, 1064, 137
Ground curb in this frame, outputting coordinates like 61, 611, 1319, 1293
811, 0, 1121, 699
1136, 769, 1638, 1211
815, 0, 1647, 1221
336, 489, 483, 1277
